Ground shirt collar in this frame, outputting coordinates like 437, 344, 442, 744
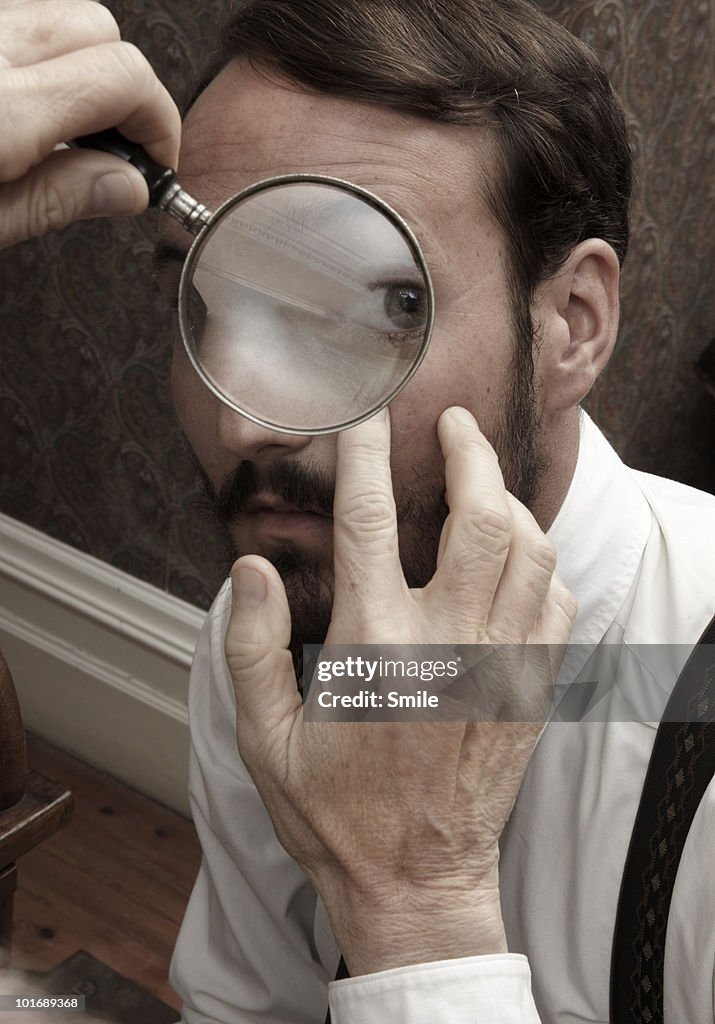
547, 411, 652, 677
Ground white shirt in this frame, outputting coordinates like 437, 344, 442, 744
170, 412, 715, 1023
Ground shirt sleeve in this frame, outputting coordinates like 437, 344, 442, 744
329, 956, 542, 1024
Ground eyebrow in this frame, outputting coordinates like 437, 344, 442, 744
150, 200, 442, 284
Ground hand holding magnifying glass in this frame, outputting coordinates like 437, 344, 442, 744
0, 1, 180, 246
71, 128, 435, 435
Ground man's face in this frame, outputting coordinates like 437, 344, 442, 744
163, 60, 545, 646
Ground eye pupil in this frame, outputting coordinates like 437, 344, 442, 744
398, 288, 420, 313
383, 285, 425, 329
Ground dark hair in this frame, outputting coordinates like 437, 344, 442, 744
192, 0, 632, 304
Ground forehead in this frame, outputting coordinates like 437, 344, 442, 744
175, 59, 500, 258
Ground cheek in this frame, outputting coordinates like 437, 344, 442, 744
392, 332, 460, 425
397, 317, 512, 430
385, 321, 513, 499
387, 380, 444, 506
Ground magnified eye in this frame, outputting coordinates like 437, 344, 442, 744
383, 285, 426, 330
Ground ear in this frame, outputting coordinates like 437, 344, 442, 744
535, 239, 621, 415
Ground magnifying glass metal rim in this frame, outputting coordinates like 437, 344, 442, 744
177, 173, 435, 436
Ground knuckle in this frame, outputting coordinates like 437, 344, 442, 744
81, 0, 121, 42
558, 590, 579, 623
1, 73, 39, 182
442, 550, 489, 594
546, 583, 578, 632
346, 434, 391, 463
335, 514, 398, 558
111, 39, 151, 85
6, 10, 48, 61
465, 508, 512, 554
339, 492, 396, 533
31, 179, 73, 235
526, 538, 558, 576
226, 641, 273, 677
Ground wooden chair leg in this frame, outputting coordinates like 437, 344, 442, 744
0, 862, 18, 968
0, 652, 72, 968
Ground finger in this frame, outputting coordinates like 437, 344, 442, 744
0, 146, 148, 246
332, 407, 406, 612
2, 41, 181, 181
530, 570, 578, 647
0, 1, 119, 68
486, 493, 558, 642
225, 556, 301, 756
527, 572, 578, 712
426, 407, 511, 629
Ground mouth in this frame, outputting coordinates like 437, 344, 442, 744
243, 494, 331, 517
235, 494, 333, 543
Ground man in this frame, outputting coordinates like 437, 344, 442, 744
165, 3, 715, 1022
2, 2, 713, 1023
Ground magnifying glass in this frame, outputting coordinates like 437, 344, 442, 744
71, 129, 435, 435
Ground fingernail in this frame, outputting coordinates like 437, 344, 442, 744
90, 172, 141, 216
233, 566, 266, 607
450, 407, 478, 427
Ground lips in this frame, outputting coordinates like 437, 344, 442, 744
242, 494, 331, 517
231, 494, 333, 545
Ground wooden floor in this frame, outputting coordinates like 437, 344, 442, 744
9, 735, 202, 1012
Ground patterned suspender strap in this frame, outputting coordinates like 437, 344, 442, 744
324, 956, 349, 1024
610, 614, 715, 1024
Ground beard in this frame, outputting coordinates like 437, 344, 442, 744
191, 300, 547, 666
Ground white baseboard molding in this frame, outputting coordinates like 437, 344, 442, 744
0, 513, 206, 817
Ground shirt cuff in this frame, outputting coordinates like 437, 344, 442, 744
328, 954, 542, 1024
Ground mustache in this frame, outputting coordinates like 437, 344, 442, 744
210, 460, 336, 523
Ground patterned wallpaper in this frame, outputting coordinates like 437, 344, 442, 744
1, 0, 713, 611
544, 0, 715, 496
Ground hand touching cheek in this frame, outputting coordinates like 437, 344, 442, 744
226, 406, 577, 975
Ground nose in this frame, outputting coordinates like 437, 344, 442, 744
215, 400, 313, 461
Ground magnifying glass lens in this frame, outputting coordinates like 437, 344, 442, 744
180, 181, 431, 433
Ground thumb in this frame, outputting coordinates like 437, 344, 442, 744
225, 556, 301, 756
0, 147, 148, 248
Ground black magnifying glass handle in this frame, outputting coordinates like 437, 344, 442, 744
70, 127, 175, 204
69, 128, 211, 235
